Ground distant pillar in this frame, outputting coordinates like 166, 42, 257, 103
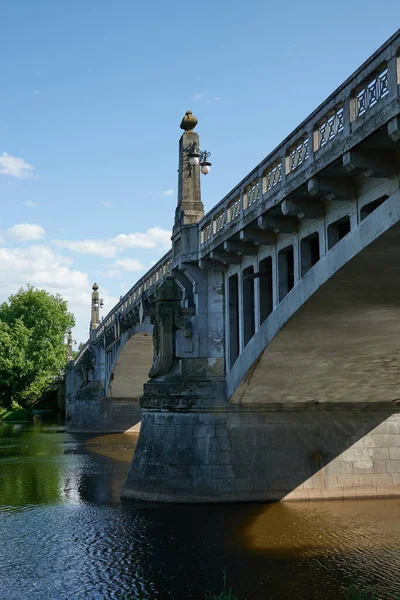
90, 283, 100, 332
67, 329, 73, 362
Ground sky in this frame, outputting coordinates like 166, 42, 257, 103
0, 1, 398, 344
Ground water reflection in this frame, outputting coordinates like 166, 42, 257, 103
1, 423, 400, 599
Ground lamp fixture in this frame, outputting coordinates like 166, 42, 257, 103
185, 142, 212, 177
93, 298, 104, 309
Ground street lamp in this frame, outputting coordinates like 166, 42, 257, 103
92, 297, 104, 309
186, 141, 212, 176
200, 156, 211, 175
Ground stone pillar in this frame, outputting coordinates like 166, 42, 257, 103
171, 111, 206, 263
173, 111, 204, 236
67, 329, 73, 362
122, 111, 231, 502
90, 283, 100, 332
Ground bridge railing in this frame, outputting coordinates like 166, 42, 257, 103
197, 30, 400, 253
74, 341, 89, 365
94, 250, 172, 341
74, 30, 400, 358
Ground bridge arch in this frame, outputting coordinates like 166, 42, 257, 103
229, 187, 400, 404
103, 324, 154, 431
106, 324, 153, 398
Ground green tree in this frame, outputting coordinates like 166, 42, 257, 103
0, 285, 75, 407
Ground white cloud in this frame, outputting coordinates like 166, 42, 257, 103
5, 223, 45, 242
34, 90, 39, 95
0, 243, 121, 344
24, 201, 38, 208
53, 226, 171, 258
162, 189, 174, 197
96, 269, 121, 279
54, 239, 116, 257
193, 93, 220, 104
100, 201, 112, 208
0, 246, 81, 289
207, 96, 221, 104
0, 245, 87, 342
115, 259, 145, 272
0, 152, 34, 179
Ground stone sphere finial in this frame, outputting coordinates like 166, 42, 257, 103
92, 283, 99, 291
180, 110, 198, 131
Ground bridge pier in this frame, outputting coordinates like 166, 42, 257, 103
123, 403, 400, 503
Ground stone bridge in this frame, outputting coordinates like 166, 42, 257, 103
66, 30, 400, 502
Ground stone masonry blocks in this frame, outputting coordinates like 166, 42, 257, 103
121, 408, 400, 503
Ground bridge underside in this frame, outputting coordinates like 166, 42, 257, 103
233, 220, 400, 406
106, 331, 153, 432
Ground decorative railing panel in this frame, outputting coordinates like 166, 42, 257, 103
243, 182, 260, 210
201, 221, 212, 245
286, 136, 309, 174
262, 161, 282, 193
351, 64, 389, 120
314, 104, 344, 151
213, 210, 225, 234
227, 196, 241, 222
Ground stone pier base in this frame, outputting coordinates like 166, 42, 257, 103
122, 405, 400, 502
67, 398, 142, 433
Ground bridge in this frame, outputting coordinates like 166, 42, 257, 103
66, 30, 400, 502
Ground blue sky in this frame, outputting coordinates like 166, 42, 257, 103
0, 0, 398, 342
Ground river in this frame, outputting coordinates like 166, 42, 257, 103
1, 423, 400, 600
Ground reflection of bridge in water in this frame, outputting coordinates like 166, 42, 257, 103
67, 30, 400, 503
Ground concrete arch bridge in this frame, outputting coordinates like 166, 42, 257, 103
67, 30, 400, 503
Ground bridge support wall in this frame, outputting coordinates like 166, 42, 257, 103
122, 406, 400, 502
66, 397, 141, 433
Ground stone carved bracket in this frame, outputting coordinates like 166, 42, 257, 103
148, 276, 193, 379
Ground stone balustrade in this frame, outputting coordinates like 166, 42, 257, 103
74, 32, 399, 361
93, 251, 171, 343
197, 36, 399, 254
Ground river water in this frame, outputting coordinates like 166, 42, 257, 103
1, 423, 400, 600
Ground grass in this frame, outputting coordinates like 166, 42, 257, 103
205, 591, 238, 600
3, 408, 33, 422
0, 402, 33, 423
204, 571, 238, 600
0, 406, 9, 421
